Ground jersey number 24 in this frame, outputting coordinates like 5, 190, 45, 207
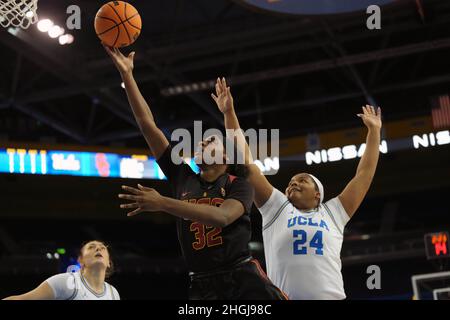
293, 230, 323, 255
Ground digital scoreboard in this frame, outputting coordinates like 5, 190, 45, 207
424, 232, 450, 260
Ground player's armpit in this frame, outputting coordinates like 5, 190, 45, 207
247, 164, 274, 208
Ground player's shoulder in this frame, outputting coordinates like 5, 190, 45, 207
323, 196, 344, 211
45, 272, 78, 300
47, 272, 77, 283
321, 196, 350, 231
258, 187, 289, 212
267, 187, 289, 204
106, 282, 120, 300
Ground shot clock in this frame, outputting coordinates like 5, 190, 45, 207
424, 232, 450, 260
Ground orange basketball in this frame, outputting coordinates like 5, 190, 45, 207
94, 1, 142, 48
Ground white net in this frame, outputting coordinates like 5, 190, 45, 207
0, 0, 38, 29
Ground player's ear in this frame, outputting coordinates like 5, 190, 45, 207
315, 192, 321, 205
77, 255, 84, 267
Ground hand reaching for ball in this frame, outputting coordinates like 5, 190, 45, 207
104, 45, 135, 76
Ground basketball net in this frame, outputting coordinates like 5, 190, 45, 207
0, 0, 38, 29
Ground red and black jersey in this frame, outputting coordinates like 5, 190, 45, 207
157, 146, 254, 273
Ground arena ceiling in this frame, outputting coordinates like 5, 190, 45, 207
1, 0, 449, 148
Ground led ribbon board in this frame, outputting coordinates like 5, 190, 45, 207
0, 148, 200, 179
239, 0, 395, 15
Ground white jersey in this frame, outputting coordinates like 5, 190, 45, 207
46, 272, 120, 300
259, 188, 350, 300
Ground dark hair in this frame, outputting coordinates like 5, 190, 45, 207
226, 163, 250, 179
78, 240, 114, 278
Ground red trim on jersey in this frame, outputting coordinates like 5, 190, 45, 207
250, 259, 290, 300
228, 175, 237, 183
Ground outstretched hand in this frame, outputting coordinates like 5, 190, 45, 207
357, 105, 382, 130
118, 184, 165, 217
103, 44, 135, 76
211, 77, 234, 114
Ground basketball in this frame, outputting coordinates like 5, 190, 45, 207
94, 1, 142, 48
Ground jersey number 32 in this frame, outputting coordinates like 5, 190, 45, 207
190, 222, 223, 250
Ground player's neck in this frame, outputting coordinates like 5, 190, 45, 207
200, 164, 228, 183
292, 200, 319, 212
82, 267, 106, 293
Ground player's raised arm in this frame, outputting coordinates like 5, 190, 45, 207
338, 105, 382, 218
211, 78, 273, 208
104, 46, 169, 159
3, 281, 55, 300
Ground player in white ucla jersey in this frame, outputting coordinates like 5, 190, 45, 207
3, 240, 120, 300
212, 78, 382, 299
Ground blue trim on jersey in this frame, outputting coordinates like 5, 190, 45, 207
263, 200, 290, 231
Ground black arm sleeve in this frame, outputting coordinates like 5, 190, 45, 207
156, 145, 196, 196
226, 177, 255, 215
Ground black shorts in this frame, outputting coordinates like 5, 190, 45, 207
188, 257, 289, 300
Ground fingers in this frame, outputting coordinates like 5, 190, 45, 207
113, 47, 126, 59
358, 105, 382, 123
364, 105, 382, 117
211, 93, 218, 103
217, 77, 228, 93
120, 202, 139, 209
362, 105, 377, 116
215, 80, 222, 96
137, 184, 154, 191
127, 208, 143, 217
121, 185, 143, 195
128, 51, 136, 60
217, 77, 223, 93
226, 86, 232, 98
118, 194, 139, 201
221, 77, 227, 90
103, 44, 115, 57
